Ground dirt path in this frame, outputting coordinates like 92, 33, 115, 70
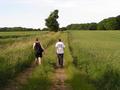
2, 62, 36, 90
50, 68, 71, 90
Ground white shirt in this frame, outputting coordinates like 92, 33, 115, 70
55, 41, 65, 54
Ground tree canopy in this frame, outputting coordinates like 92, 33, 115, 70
45, 10, 59, 32
66, 15, 120, 30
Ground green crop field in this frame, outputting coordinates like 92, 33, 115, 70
67, 31, 120, 90
0, 31, 120, 90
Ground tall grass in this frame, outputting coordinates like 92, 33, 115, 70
68, 31, 120, 90
0, 31, 55, 87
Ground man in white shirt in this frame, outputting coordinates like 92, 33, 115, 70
55, 39, 65, 68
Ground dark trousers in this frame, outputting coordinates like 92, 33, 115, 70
57, 54, 64, 67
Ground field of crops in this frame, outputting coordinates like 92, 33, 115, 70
0, 31, 120, 90
68, 31, 120, 90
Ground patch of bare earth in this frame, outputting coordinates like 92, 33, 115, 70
50, 68, 71, 90
2, 62, 36, 90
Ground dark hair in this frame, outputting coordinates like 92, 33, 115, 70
36, 38, 38, 41
59, 39, 61, 41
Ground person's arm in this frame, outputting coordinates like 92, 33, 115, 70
33, 43, 35, 49
40, 42, 45, 54
55, 43, 58, 54
40, 43, 44, 50
55, 42, 58, 48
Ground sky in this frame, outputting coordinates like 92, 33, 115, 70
0, 0, 120, 29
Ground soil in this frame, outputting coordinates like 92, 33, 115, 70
50, 68, 71, 90
2, 62, 36, 90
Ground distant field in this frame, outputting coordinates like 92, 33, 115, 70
0, 31, 120, 90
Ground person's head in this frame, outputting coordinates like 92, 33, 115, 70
36, 38, 39, 41
58, 39, 61, 42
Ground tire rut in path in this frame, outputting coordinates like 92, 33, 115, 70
2, 62, 36, 90
50, 68, 71, 90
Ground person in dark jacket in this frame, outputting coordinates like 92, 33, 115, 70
33, 38, 44, 65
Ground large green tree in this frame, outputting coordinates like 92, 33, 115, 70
97, 17, 120, 30
45, 10, 59, 32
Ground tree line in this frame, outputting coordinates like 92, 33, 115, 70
0, 27, 40, 31
0, 10, 120, 32
66, 15, 120, 30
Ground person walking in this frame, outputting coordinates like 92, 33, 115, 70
33, 38, 44, 65
55, 39, 65, 68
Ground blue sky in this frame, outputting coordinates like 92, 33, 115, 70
0, 0, 120, 29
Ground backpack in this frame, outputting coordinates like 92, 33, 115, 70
34, 42, 44, 53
